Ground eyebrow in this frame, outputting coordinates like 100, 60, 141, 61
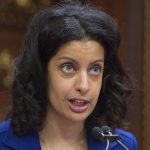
58, 56, 104, 64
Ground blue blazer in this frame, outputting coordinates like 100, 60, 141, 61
0, 120, 137, 150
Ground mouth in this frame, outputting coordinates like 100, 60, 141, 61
67, 98, 90, 113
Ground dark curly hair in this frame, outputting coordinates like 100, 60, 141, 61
10, 0, 133, 136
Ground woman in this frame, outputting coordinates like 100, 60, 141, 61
0, 0, 137, 149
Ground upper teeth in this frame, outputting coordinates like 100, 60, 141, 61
71, 99, 87, 104
75, 100, 84, 102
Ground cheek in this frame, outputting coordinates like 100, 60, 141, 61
48, 73, 74, 99
92, 78, 103, 99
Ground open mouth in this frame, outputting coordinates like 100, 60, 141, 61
67, 98, 90, 113
69, 99, 89, 106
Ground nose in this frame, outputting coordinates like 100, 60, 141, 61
75, 71, 90, 95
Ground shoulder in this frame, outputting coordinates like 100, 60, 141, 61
115, 129, 138, 149
116, 128, 137, 142
0, 119, 11, 137
0, 120, 41, 150
0, 120, 11, 149
88, 128, 138, 150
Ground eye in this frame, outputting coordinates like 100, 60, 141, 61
89, 64, 103, 76
61, 63, 75, 74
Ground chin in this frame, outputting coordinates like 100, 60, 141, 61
67, 113, 89, 123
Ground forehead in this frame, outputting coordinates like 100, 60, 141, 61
54, 40, 104, 59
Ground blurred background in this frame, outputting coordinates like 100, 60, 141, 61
0, 0, 148, 149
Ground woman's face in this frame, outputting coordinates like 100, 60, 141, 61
47, 40, 104, 123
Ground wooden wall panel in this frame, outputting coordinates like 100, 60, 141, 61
143, 0, 150, 149
0, 91, 11, 121
0, 26, 25, 121
124, 1, 143, 149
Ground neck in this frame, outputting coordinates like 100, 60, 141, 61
40, 109, 86, 147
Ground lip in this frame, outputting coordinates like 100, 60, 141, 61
67, 98, 90, 113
